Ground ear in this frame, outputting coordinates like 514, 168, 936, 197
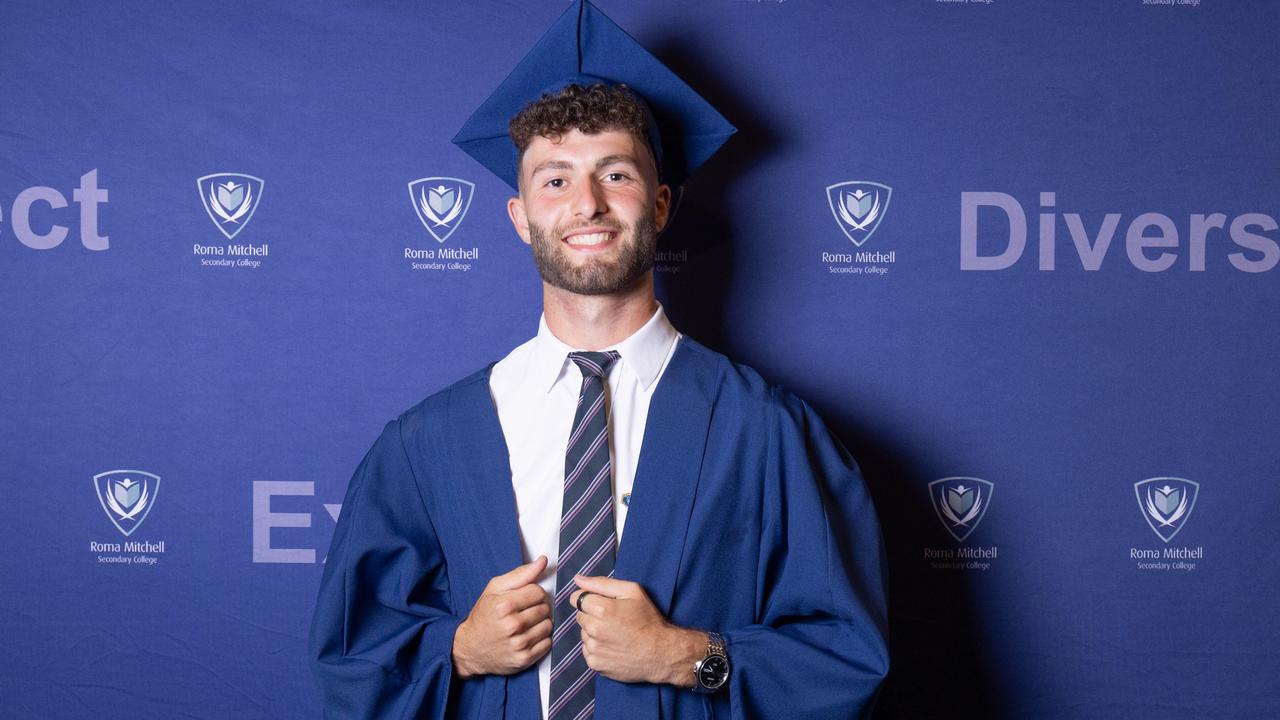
507, 195, 532, 246
654, 183, 673, 234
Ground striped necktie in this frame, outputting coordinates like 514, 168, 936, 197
549, 350, 620, 720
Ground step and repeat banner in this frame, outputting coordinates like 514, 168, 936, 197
2, 1, 1277, 718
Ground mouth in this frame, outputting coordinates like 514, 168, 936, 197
561, 228, 618, 252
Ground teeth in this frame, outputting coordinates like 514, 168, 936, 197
565, 232, 610, 246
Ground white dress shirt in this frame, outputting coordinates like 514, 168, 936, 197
487, 303, 681, 720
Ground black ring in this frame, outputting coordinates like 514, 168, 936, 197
576, 590, 592, 613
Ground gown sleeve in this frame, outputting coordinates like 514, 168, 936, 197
720, 388, 890, 719
308, 418, 463, 719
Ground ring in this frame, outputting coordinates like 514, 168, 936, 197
576, 590, 592, 613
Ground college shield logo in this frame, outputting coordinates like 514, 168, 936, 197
827, 181, 892, 247
408, 177, 474, 243
929, 477, 993, 543
198, 173, 265, 240
94, 470, 161, 537
1135, 477, 1198, 543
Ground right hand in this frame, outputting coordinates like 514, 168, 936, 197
451, 555, 553, 678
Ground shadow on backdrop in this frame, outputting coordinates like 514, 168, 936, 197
649, 35, 1001, 720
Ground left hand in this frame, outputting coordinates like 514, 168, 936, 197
570, 574, 704, 687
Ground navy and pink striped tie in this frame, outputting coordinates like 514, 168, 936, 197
549, 350, 620, 720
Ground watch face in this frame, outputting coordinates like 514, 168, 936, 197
698, 654, 729, 689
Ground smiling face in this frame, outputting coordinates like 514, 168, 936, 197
507, 128, 671, 297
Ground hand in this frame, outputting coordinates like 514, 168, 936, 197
570, 574, 707, 687
452, 555, 553, 678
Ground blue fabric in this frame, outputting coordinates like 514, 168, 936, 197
308, 336, 889, 718
450, 0, 736, 190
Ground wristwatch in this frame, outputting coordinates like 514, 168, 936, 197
692, 631, 730, 694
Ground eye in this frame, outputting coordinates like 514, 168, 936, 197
544, 178, 565, 189
604, 172, 631, 183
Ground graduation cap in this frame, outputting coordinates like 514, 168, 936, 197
451, 0, 736, 191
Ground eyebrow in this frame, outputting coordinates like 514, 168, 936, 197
530, 153, 641, 179
594, 154, 641, 171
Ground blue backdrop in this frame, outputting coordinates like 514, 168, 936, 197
2, 1, 1277, 717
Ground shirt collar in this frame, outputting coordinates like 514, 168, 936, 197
526, 303, 680, 394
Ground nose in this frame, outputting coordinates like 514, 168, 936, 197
570, 174, 607, 218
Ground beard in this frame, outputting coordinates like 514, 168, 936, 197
528, 209, 658, 296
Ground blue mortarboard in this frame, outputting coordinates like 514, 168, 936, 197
451, 0, 736, 191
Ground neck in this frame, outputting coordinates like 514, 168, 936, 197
543, 272, 658, 350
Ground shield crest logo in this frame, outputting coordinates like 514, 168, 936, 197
93, 470, 161, 537
928, 477, 994, 543
198, 173, 265, 240
408, 177, 474, 243
827, 181, 892, 247
1134, 477, 1199, 543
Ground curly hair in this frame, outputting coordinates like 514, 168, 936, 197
509, 83, 656, 184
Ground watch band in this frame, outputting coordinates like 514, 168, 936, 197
706, 631, 726, 658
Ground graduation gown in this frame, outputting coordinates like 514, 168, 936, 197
308, 336, 888, 719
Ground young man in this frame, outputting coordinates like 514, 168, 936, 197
309, 3, 887, 718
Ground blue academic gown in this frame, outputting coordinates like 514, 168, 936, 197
308, 336, 889, 719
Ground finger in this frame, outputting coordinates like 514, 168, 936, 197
570, 589, 597, 616
510, 617, 551, 651
576, 611, 598, 636
526, 635, 552, 663
503, 583, 550, 612
492, 593, 535, 620
514, 600, 551, 630
492, 555, 548, 592
573, 574, 635, 598
517, 617, 553, 644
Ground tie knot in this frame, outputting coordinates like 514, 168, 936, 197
568, 350, 620, 379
